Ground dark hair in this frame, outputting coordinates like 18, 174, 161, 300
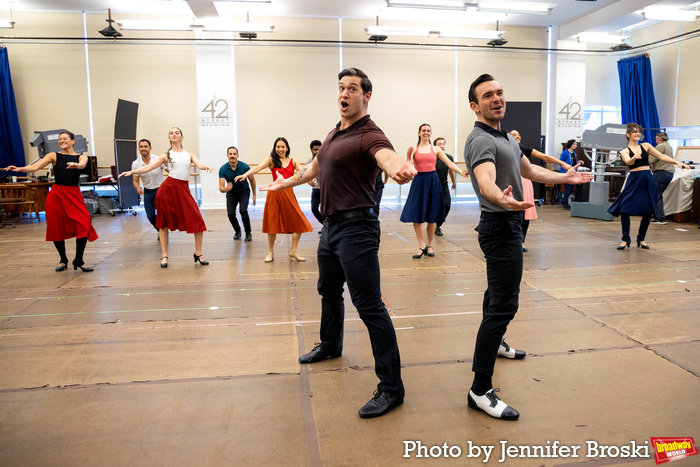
270, 137, 290, 169
433, 137, 446, 146
468, 73, 496, 104
310, 140, 322, 149
227, 146, 238, 153
165, 127, 183, 165
417, 123, 431, 145
625, 123, 643, 142
566, 139, 576, 149
338, 68, 372, 94
59, 131, 75, 140
138, 139, 151, 147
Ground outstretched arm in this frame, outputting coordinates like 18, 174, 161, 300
436, 147, 468, 177
234, 158, 271, 182
189, 153, 214, 174
473, 161, 533, 211
119, 154, 169, 177
645, 143, 689, 169
375, 148, 417, 184
4, 153, 57, 173
521, 156, 593, 185
530, 148, 572, 171
260, 157, 318, 192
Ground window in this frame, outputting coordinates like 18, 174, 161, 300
584, 106, 622, 131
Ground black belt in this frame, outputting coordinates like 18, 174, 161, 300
325, 207, 375, 224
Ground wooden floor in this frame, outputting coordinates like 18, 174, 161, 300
1, 201, 699, 467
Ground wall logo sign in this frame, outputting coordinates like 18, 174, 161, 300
198, 94, 232, 128
556, 98, 583, 129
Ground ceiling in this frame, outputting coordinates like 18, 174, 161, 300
2, 0, 699, 39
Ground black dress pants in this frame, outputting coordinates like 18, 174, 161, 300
437, 183, 451, 228
143, 187, 158, 230
226, 188, 251, 234
316, 211, 404, 396
310, 188, 324, 225
472, 211, 524, 376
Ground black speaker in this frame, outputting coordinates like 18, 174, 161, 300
115, 99, 139, 141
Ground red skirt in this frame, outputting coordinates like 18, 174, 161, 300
262, 188, 313, 234
45, 184, 98, 242
154, 177, 206, 233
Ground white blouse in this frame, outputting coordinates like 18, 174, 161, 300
167, 150, 192, 181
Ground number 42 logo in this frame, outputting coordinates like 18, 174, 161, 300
558, 100, 581, 120
201, 98, 229, 119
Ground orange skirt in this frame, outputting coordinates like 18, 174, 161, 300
262, 188, 313, 234
45, 185, 98, 242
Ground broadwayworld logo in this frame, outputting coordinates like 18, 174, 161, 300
651, 437, 698, 465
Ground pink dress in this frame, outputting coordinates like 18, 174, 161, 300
521, 177, 538, 220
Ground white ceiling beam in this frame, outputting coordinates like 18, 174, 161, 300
187, 0, 220, 20
558, 0, 656, 40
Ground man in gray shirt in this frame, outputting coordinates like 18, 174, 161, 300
650, 131, 675, 225
464, 73, 592, 421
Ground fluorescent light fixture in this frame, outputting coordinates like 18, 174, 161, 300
439, 29, 504, 39
117, 20, 193, 31
187, 0, 270, 2
577, 33, 629, 44
364, 26, 432, 37
200, 21, 274, 32
476, 1, 554, 15
0, 18, 15, 28
386, 0, 470, 10
642, 8, 700, 22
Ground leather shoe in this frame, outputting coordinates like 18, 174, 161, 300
245, 232, 252, 242
468, 389, 519, 420
435, 226, 443, 236
299, 343, 341, 364
358, 389, 404, 419
233, 232, 242, 240
498, 339, 526, 359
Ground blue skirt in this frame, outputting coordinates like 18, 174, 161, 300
607, 170, 657, 217
400, 171, 446, 224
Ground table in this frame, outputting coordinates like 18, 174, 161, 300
0, 197, 24, 228
663, 168, 700, 216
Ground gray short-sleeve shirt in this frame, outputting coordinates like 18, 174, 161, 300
464, 122, 524, 213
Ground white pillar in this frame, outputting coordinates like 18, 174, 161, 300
545, 25, 557, 157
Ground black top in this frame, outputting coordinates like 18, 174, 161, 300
54, 153, 82, 186
317, 115, 394, 216
435, 153, 454, 185
519, 144, 533, 158
628, 145, 650, 170
375, 169, 385, 189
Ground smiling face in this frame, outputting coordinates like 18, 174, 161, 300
138, 141, 151, 157
627, 128, 642, 143
227, 147, 239, 165
419, 125, 432, 142
509, 130, 521, 143
470, 80, 505, 127
338, 76, 370, 122
311, 145, 321, 157
275, 140, 288, 158
58, 133, 74, 151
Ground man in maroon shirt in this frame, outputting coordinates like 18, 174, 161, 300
261, 68, 415, 418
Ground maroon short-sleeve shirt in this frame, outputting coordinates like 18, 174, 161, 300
317, 115, 394, 217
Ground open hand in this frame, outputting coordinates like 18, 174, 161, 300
118, 171, 132, 178
259, 178, 287, 192
500, 185, 535, 211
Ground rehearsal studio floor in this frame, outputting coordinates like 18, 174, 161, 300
0, 200, 699, 467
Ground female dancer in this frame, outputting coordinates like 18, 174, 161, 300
509, 130, 575, 252
235, 137, 312, 262
119, 127, 214, 267
400, 124, 466, 258
5, 131, 97, 272
609, 123, 688, 250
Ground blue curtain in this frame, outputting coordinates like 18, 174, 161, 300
617, 54, 660, 145
0, 47, 25, 172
